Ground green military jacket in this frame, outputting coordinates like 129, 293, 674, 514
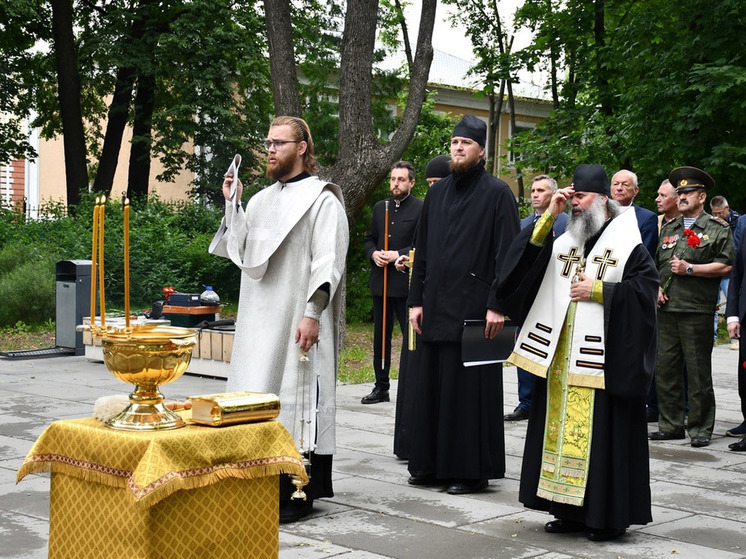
656, 212, 734, 313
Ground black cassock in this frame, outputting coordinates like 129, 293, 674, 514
494, 221, 658, 530
406, 162, 519, 481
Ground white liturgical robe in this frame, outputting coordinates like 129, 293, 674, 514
209, 176, 348, 454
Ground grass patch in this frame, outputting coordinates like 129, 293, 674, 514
0, 318, 399, 387
339, 322, 401, 385
0, 321, 56, 352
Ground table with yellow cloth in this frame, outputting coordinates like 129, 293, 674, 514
17, 417, 308, 559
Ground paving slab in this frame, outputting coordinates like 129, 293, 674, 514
2, 347, 746, 558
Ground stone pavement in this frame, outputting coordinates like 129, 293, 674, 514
1, 344, 745, 558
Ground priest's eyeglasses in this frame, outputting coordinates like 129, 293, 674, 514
263, 139, 301, 150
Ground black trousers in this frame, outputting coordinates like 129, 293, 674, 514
372, 295, 409, 391
738, 339, 746, 421
279, 452, 333, 503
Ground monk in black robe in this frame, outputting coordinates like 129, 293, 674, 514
406, 115, 519, 494
494, 164, 658, 541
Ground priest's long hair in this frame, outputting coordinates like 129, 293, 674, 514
271, 116, 319, 174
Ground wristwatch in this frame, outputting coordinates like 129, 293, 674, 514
686, 264, 694, 275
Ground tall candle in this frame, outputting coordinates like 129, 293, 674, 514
90, 198, 100, 329
124, 199, 130, 329
99, 196, 106, 330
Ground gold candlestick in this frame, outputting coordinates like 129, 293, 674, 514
99, 195, 106, 330
406, 248, 416, 351
90, 198, 100, 332
124, 198, 130, 330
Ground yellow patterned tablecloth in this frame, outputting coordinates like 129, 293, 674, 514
17, 417, 308, 559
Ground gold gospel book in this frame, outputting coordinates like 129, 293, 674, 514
187, 391, 280, 427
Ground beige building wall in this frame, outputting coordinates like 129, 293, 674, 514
36, 126, 194, 206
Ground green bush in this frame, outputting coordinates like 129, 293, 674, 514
0, 253, 58, 326
345, 201, 374, 323
0, 194, 240, 326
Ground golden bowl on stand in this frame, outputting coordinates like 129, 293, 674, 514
101, 326, 198, 431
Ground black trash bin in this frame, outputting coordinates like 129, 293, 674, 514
55, 260, 92, 355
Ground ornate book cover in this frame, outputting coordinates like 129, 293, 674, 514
188, 391, 280, 427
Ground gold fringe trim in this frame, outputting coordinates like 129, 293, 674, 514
559, 466, 585, 479
130, 456, 306, 509
17, 454, 129, 488
18, 453, 307, 509
508, 352, 548, 378
567, 372, 605, 390
537, 488, 584, 506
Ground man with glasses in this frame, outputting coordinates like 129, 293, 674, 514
209, 116, 349, 523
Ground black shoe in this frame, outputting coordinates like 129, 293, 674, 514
648, 430, 685, 441
361, 387, 390, 404
726, 422, 746, 437
279, 498, 313, 524
446, 479, 488, 495
729, 437, 746, 451
646, 409, 659, 423
586, 527, 626, 542
544, 518, 586, 534
408, 474, 439, 486
690, 437, 710, 448
504, 407, 530, 421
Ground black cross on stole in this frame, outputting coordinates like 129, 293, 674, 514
591, 249, 618, 280
557, 246, 582, 278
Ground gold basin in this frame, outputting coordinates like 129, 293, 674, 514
101, 326, 197, 431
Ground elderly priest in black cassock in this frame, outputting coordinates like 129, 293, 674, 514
494, 164, 658, 542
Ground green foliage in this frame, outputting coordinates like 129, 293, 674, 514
1, 0, 273, 202
345, 201, 374, 323
0, 252, 58, 327
511, 0, 746, 210
0, 195, 238, 327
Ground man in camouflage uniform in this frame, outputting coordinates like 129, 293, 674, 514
650, 166, 734, 448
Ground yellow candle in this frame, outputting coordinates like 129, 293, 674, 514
124, 199, 130, 329
99, 195, 106, 330
90, 198, 100, 329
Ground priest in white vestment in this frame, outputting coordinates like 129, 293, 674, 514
209, 116, 349, 523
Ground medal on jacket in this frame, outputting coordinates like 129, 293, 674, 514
662, 234, 679, 249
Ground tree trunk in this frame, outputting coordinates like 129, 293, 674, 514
330, 0, 436, 219
549, 44, 560, 109
263, 0, 436, 221
92, 66, 136, 196
394, 0, 414, 72
487, 92, 497, 172
594, 0, 611, 117
127, 74, 156, 200
264, 0, 303, 117
50, 0, 88, 208
92, 5, 150, 195
507, 78, 524, 200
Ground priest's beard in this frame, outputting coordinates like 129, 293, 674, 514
449, 155, 480, 174
567, 196, 608, 246
266, 153, 298, 181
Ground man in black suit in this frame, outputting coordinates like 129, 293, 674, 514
726, 233, 746, 449
612, 169, 660, 422
611, 169, 659, 258
362, 161, 423, 404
